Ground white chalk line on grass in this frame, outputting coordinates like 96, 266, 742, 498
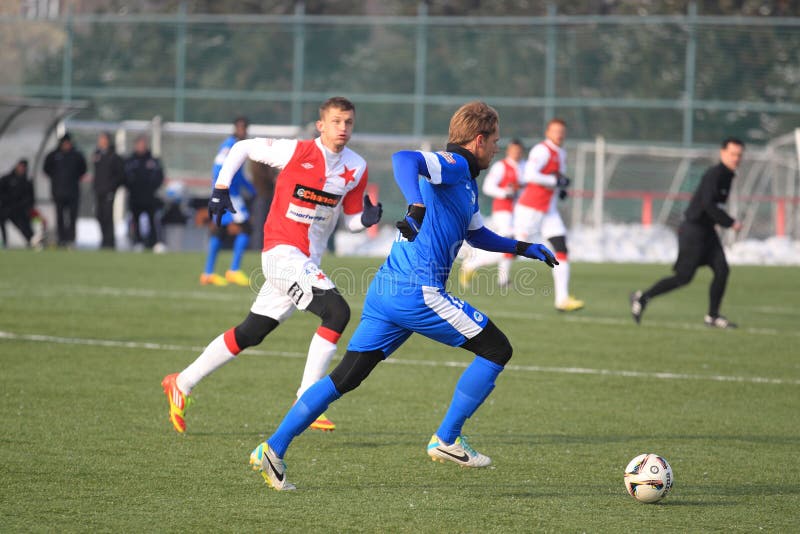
1, 330, 798, 387
1, 283, 797, 339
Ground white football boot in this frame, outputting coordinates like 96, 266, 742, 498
427, 434, 492, 468
249, 442, 296, 491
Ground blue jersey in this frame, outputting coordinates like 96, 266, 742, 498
212, 135, 255, 224
381, 151, 482, 288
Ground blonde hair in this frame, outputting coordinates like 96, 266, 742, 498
448, 101, 499, 145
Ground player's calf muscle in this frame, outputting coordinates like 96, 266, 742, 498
329, 350, 383, 394
234, 312, 279, 349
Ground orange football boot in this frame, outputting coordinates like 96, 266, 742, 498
161, 373, 191, 433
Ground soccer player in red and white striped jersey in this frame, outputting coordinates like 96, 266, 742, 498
514, 119, 584, 312
161, 97, 382, 433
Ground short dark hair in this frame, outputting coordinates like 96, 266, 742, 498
721, 137, 744, 149
319, 96, 355, 118
234, 115, 249, 127
508, 138, 524, 147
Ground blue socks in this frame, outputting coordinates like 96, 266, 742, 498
436, 356, 503, 445
231, 233, 249, 271
267, 376, 342, 458
204, 235, 221, 275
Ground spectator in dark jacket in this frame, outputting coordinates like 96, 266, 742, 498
93, 132, 125, 249
43, 133, 87, 247
125, 135, 164, 249
0, 159, 35, 247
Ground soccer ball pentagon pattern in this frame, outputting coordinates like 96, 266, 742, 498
624, 453, 673, 503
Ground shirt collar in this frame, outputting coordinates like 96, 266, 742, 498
445, 143, 480, 178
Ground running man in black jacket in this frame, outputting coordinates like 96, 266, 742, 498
630, 138, 744, 329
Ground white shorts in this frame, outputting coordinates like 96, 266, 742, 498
250, 245, 336, 322
513, 203, 566, 241
489, 210, 514, 237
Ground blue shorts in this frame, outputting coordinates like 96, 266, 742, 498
347, 277, 489, 358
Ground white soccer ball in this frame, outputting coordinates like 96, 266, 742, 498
624, 453, 673, 503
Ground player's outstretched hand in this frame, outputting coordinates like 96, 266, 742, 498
361, 195, 383, 227
395, 204, 426, 241
523, 243, 559, 268
208, 186, 236, 226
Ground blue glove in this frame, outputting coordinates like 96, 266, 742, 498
361, 195, 383, 227
208, 187, 236, 226
556, 173, 571, 189
395, 204, 425, 241
517, 241, 559, 268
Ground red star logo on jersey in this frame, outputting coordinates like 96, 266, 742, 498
339, 165, 356, 186
316, 272, 326, 281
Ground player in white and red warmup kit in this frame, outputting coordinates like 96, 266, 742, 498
161, 97, 382, 433
459, 139, 524, 289
514, 119, 584, 312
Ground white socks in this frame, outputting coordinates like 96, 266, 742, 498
297, 332, 338, 398
498, 256, 512, 287
552, 260, 570, 306
176, 333, 236, 394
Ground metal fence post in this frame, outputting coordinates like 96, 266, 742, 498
61, 8, 73, 104
593, 135, 606, 232
544, 3, 557, 124
413, 2, 428, 137
174, 2, 187, 122
682, 1, 697, 146
291, 2, 306, 126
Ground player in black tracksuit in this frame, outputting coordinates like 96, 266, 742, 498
630, 138, 745, 329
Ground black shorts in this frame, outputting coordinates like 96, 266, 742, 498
673, 222, 725, 273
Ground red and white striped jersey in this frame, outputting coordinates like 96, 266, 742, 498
518, 139, 566, 212
482, 157, 521, 213
215, 137, 368, 263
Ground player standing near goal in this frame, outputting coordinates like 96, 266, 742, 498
514, 119, 584, 312
162, 97, 382, 433
201, 116, 256, 287
630, 138, 744, 329
249, 101, 558, 491
459, 139, 524, 289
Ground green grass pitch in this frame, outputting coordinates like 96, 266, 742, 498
1, 249, 799, 531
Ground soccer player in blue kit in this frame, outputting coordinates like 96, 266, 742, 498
249, 101, 558, 490
200, 116, 256, 287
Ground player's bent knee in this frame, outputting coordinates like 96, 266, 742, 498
307, 288, 350, 334
548, 235, 568, 255
460, 319, 513, 366
329, 350, 384, 394
234, 312, 279, 349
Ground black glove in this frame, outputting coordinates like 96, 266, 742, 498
208, 187, 236, 226
360, 195, 383, 227
395, 204, 426, 241
516, 241, 559, 268
556, 173, 571, 189
558, 188, 569, 201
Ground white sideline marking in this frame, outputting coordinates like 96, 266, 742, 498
1, 283, 798, 338
1, 330, 798, 387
